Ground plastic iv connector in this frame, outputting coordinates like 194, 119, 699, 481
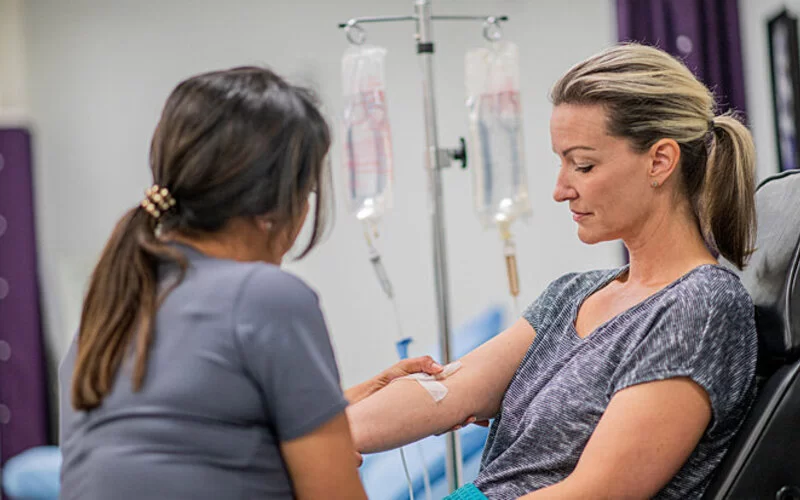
341, 45, 394, 224
360, 226, 433, 500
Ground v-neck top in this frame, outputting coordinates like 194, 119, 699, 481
474, 265, 757, 499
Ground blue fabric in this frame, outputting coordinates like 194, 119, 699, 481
3, 446, 61, 500
444, 483, 488, 500
361, 306, 503, 500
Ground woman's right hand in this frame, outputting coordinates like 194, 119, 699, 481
344, 356, 443, 405
348, 318, 536, 454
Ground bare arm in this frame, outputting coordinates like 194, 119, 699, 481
280, 412, 367, 500
520, 377, 711, 499
348, 318, 536, 453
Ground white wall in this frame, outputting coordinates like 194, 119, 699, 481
22, 0, 620, 390
740, 0, 797, 181
0, 0, 28, 119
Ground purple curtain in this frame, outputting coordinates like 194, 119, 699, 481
0, 129, 50, 472
617, 0, 747, 118
616, 0, 746, 264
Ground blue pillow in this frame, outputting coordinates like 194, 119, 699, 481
3, 446, 61, 500
361, 306, 505, 500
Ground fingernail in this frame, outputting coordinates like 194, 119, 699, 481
432, 362, 443, 370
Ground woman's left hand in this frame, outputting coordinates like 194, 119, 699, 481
345, 356, 443, 404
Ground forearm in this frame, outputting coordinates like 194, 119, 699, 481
349, 318, 535, 454
346, 377, 472, 453
344, 380, 377, 404
348, 353, 511, 453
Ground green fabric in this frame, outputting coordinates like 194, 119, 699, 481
444, 483, 488, 500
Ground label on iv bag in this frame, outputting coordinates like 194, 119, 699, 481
344, 89, 393, 174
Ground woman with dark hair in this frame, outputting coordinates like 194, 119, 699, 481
58, 66, 441, 500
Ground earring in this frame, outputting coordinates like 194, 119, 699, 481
257, 218, 274, 232
651, 181, 659, 188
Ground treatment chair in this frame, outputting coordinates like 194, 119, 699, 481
705, 169, 800, 500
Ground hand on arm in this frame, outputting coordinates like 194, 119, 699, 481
344, 356, 444, 404
348, 318, 536, 453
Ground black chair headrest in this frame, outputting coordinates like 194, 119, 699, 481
722, 169, 800, 361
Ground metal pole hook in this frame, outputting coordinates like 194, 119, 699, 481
483, 16, 503, 42
344, 20, 367, 45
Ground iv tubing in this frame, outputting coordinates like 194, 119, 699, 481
363, 226, 433, 500
400, 448, 415, 500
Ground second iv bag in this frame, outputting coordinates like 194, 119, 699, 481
341, 45, 394, 223
465, 41, 531, 228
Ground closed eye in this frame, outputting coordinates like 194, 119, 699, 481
575, 165, 594, 173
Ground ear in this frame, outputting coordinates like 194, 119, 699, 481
648, 138, 681, 186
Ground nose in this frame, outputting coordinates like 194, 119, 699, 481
553, 166, 577, 203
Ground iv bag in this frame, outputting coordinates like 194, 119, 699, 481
465, 41, 531, 228
341, 45, 394, 223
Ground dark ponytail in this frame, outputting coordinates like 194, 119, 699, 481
72, 207, 186, 410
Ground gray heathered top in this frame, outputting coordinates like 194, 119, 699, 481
474, 265, 757, 499
59, 244, 348, 500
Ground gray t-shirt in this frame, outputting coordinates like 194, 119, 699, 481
59, 244, 348, 500
474, 265, 757, 499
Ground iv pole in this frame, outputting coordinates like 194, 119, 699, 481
338, 1, 508, 494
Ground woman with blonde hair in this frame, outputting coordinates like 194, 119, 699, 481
348, 43, 758, 499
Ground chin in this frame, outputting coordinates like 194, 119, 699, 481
576, 227, 609, 245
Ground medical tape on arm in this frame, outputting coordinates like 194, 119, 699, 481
391, 361, 462, 402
